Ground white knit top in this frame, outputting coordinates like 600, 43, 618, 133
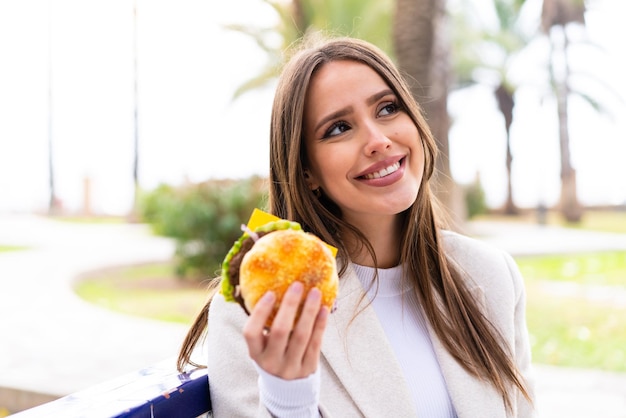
352, 263, 457, 418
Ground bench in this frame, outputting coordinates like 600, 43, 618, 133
9, 360, 211, 418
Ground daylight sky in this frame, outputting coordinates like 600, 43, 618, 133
0, 0, 624, 215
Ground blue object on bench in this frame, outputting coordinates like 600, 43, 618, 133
10, 361, 211, 418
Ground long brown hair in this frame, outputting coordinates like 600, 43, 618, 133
178, 35, 530, 411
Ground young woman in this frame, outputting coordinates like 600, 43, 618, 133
178, 36, 535, 417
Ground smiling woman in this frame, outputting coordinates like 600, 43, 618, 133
176, 36, 535, 417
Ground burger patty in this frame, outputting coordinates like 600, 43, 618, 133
227, 231, 270, 314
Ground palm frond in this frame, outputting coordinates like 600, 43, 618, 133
232, 65, 281, 101
570, 91, 616, 121
569, 70, 626, 106
222, 24, 278, 54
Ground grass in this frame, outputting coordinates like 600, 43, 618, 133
77, 255, 626, 373
0, 245, 28, 253
73, 209, 626, 372
525, 281, 626, 372
516, 251, 626, 287
477, 209, 626, 371
563, 210, 626, 234
53, 215, 127, 224
515, 249, 626, 372
74, 263, 210, 325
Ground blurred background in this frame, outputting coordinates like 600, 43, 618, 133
0, 0, 625, 217
1, 0, 626, 416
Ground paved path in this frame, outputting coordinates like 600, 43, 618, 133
0, 215, 188, 398
533, 365, 626, 418
1, 214, 625, 417
465, 219, 626, 256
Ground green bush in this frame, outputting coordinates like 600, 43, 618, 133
464, 177, 487, 219
139, 177, 268, 281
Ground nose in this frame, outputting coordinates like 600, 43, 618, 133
362, 122, 392, 155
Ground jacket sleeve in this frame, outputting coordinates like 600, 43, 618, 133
206, 292, 329, 418
206, 292, 273, 417
503, 252, 537, 417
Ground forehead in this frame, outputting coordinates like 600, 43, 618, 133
309, 59, 385, 91
305, 60, 389, 111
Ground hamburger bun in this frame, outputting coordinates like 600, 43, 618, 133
221, 220, 338, 327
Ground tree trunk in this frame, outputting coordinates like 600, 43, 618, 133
542, 0, 585, 223
130, 0, 140, 222
393, 0, 465, 227
495, 84, 518, 215
47, 4, 60, 216
550, 25, 583, 222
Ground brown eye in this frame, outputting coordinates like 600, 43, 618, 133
379, 102, 399, 116
323, 121, 350, 138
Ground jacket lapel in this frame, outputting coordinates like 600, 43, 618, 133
321, 266, 417, 417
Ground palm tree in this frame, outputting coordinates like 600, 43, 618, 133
540, 0, 586, 222
450, 0, 530, 215
226, 0, 393, 100
393, 0, 465, 224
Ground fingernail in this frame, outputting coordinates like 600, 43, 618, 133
260, 291, 275, 304
307, 287, 321, 302
289, 281, 303, 294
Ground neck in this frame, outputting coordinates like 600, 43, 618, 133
343, 214, 403, 268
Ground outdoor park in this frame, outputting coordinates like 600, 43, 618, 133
70, 196, 626, 374
1, 0, 626, 416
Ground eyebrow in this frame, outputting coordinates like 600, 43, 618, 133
313, 88, 395, 134
367, 89, 394, 106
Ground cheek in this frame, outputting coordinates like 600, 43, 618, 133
311, 152, 355, 206
308, 147, 338, 187
316, 156, 342, 187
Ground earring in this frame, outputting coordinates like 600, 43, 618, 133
313, 188, 321, 198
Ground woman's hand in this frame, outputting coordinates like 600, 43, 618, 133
243, 281, 329, 380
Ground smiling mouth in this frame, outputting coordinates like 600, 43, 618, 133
360, 159, 402, 180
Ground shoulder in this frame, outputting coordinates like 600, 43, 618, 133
208, 290, 248, 328
440, 230, 512, 267
439, 229, 523, 301
441, 230, 512, 268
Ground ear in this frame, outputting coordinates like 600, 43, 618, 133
303, 169, 320, 191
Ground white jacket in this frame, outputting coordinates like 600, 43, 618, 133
206, 230, 536, 417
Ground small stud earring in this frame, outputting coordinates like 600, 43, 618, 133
313, 188, 321, 198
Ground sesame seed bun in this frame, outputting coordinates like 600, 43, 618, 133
221, 220, 338, 327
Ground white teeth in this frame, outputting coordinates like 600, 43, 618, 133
363, 162, 400, 180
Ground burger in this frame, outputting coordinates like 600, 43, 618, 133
221, 219, 338, 327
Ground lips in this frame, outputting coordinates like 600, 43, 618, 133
362, 161, 401, 179
356, 156, 405, 180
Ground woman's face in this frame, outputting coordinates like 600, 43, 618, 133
303, 60, 425, 227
